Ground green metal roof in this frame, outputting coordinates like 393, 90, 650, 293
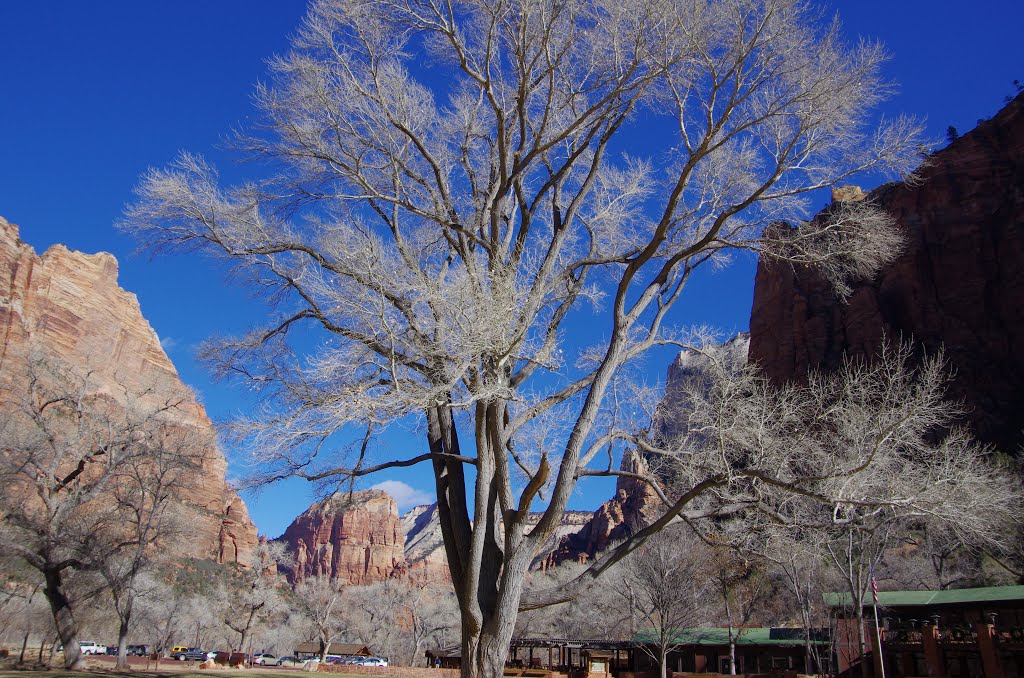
824, 585, 1024, 609
632, 628, 828, 647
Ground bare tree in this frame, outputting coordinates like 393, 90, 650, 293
762, 530, 837, 675
708, 543, 770, 676
99, 427, 195, 667
294, 576, 346, 661
624, 526, 713, 678
0, 357, 193, 669
667, 342, 1024, 678
122, 1, 930, 675
223, 541, 289, 655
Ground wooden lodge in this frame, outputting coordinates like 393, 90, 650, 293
629, 627, 830, 676
825, 584, 1024, 678
429, 630, 827, 678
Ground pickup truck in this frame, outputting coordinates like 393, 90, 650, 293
78, 642, 107, 655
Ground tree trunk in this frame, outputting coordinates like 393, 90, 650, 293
461, 626, 515, 678
855, 603, 869, 678
19, 631, 29, 664
115, 610, 131, 669
660, 647, 668, 678
43, 567, 84, 670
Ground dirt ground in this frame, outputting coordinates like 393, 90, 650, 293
0, 654, 325, 678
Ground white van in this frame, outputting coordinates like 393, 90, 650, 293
79, 642, 107, 655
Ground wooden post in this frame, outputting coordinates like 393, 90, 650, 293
922, 624, 944, 678
974, 623, 1003, 678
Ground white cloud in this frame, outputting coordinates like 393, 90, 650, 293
159, 336, 178, 352
370, 480, 433, 511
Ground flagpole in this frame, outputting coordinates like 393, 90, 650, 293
871, 571, 886, 678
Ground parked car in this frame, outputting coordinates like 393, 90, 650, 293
170, 646, 189, 656
356, 656, 389, 667
276, 656, 302, 667
172, 647, 208, 661
78, 642, 107, 655
252, 653, 277, 665
127, 645, 150, 657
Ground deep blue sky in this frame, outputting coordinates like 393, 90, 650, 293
1, 1, 1021, 538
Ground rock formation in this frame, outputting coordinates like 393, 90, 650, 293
276, 490, 405, 585
0, 217, 259, 564
401, 503, 451, 582
540, 334, 751, 569
748, 93, 1024, 453
539, 450, 658, 569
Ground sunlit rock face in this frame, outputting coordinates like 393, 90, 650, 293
276, 490, 405, 585
400, 503, 451, 583
748, 93, 1024, 454
0, 217, 259, 565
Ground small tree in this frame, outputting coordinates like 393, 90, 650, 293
294, 576, 346, 661
223, 541, 289, 655
99, 427, 195, 667
708, 543, 770, 676
762, 531, 837, 675
624, 526, 713, 678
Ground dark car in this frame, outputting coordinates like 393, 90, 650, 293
127, 645, 150, 657
173, 648, 208, 661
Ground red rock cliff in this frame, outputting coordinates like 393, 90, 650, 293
748, 94, 1024, 453
276, 490, 405, 585
0, 217, 259, 564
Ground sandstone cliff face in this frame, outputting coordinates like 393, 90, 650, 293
748, 94, 1024, 453
401, 503, 451, 582
277, 490, 405, 585
0, 217, 259, 564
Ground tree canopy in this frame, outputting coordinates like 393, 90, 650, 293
122, 1, 938, 676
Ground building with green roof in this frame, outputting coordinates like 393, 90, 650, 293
824, 585, 1024, 678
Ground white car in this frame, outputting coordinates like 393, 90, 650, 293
356, 657, 389, 667
79, 641, 107, 655
253, 654, 277, 665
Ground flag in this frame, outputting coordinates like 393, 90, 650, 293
871, 576, 879, 606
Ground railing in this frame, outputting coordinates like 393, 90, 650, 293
885, 629, 924, 648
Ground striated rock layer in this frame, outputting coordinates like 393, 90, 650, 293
749, 94, 1024, 454
0, 217, 259, 564
276, 490, 405, 585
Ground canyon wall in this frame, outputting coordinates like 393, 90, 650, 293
0, 217, 259, 564
749, 94, 1024, 453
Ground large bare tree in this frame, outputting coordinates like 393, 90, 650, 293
123, 1, 930, 675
